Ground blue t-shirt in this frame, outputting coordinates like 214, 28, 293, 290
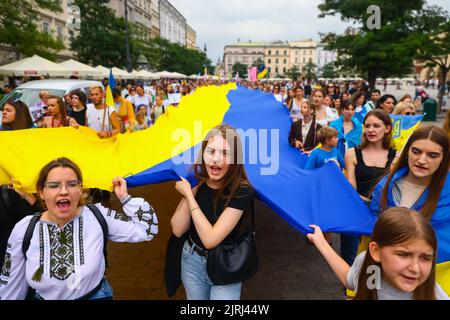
304, 147, 345, 170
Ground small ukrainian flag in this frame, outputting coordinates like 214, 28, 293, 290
257, 64, 268, 80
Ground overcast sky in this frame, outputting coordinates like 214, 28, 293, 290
169, 0, 450, 63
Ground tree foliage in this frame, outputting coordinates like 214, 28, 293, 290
286, 65, 301, 80
321, 62, 338, 78
302, 62, 317, 81
232, 62, 248, 78
318, 0, 430, 89
0, 0, 64, 60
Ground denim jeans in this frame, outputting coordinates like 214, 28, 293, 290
181, 241, 242, 300
340, 234, 360, 266
34, 278, 113, 300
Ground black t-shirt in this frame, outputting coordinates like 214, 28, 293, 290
188, 183, 254, 250
69, 108, 86, 126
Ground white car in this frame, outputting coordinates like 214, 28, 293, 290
0, 79, 104, 124
0, 79, 103, 111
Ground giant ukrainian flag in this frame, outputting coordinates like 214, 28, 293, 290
0, 84, 448, 293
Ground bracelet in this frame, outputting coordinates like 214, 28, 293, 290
190, 207, 200, 213
120, 194, 132, 205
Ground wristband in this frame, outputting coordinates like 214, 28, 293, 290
190, 206, 200, 213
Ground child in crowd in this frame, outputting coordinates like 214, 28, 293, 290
304, 127, 345, 170
307, 207, 449, 300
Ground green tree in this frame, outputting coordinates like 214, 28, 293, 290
321, 62, 338, 78
412, 5, 450, 112
318, 0, 429, 89
302, 62, 317, 81
71, 0, 127, 68
0, 0, 64, 60
232, 62, 248, 78
286, 65, 301, 80
253, 58, 265, 70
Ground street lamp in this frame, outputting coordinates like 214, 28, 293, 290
137, 54, 149, 70
124, 0, 132, 72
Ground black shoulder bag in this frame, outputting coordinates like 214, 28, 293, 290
206, 198, 257, 285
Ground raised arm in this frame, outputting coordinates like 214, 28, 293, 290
171, 185, 199, 237
345, 148, 357, 190
307, 225, 352, 289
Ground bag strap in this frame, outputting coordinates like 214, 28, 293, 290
22, 213, 42, 258
86, 204, 109, 269
1, 185, 13, 211
250, 197, 255, 232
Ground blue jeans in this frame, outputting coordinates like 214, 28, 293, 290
34, 278, 113, 300
181, 241, 242, 300
340, 234, 360, 266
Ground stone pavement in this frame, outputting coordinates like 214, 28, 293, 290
105, 182, 344, 300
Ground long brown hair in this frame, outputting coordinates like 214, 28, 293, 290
192, 124, 250, 213
2, 100, 33, 130
380, 126, 450, 220
47, 95, 69, 127
36, 157, 84, 208
354, 207, 437, 300
444, 109, 450, 137
360, 109, 393, 150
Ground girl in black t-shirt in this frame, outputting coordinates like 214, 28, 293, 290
171, 124, 254, 300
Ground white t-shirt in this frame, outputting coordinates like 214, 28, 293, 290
347, 251, 449, 300
86, 103, 115, 132
130, 95, 151, 110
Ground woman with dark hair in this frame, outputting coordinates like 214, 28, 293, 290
1, 100, 33, 131
376, 94, 397, 114
370, 126, 450, 221
330, 100, 362, 162
171, 124, 255, 300
0, 100, 38, 271
352, 91, 367, 123
343, 109, 396, 265
68, 90, 87, 126
0, 158, 158, 300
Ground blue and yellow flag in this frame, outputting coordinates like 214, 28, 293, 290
2, 86, 448, 293
105, 69, 116, 108
391, 114, 424, 152
257, 64, 268, 80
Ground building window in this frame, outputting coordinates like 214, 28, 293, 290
310, 49, 312, 55
268, 67, 271, 74
43, 21, 50, 33
268, 50, 272, 55
275, 67, 278, 73
276, 50, 279, 55
275, 58, 279, 63
295, 58, 298, 63
283, 59, 287, 64
57, 25, 64, 40
303, 57, 306, 63
309, 58, 312, 62
268, 59, 271, 64
283, 67, 286, 73
284, 50, 287, 55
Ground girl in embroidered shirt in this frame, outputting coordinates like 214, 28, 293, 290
307, 207, 449, 300
0, 158, 158, 300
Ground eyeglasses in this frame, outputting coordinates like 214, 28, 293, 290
44, 180, 81, 190
405, 112, 416, 115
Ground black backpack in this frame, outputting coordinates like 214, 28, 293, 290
21, 204, 109, 267
21, 204, 109, 300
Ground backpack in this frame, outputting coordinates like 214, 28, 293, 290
21, 204, 109, 267
21, 204, 109, 300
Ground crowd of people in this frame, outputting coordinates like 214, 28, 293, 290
0, 76, 450, 300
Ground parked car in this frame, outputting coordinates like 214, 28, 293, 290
0, 79, 103, 111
